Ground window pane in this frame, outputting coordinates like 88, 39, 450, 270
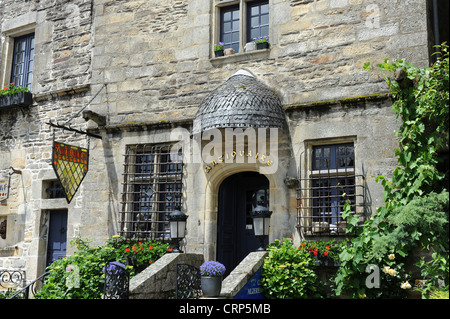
232, 32, 239, 43
261, 4, 269, 14
260, 25, 269, 37
232, 20, 239, 31
251, 16, 259, 27
250, 28, 259, 40
223, 22, 231, 32
261, 14, 269, 25
224, 11, 231, 21
251, 6, 259, 16
223, 33, 231, 44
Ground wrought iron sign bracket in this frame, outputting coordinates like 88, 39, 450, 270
47, 121, 102, 140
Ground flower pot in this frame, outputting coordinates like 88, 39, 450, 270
201, 276, 222, 297
214, 50, 224, 57
256, 42, 269, 50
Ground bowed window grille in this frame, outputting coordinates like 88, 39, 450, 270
120, 143, 183, 240
297, 142, 368, 236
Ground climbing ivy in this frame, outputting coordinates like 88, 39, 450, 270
373, 43, 449, 206
334, 43, 449, 299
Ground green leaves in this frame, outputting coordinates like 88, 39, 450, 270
334, 43, 449, 299
261, 238, 325, 299
35, 236, 169, 299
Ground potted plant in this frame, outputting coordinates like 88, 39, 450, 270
0, 83, 32, 110
213, 42, 225, 57
254, 36, 269, 50
200, 261, 226, 297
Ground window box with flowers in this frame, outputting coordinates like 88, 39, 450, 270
0, 83, 32, 111
254, 36, 269, 50
214, 42, 225, 57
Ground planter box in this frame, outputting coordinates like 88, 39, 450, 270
256, 42, 269, 50
0, 92, 33, 111
214, 50, 224, 57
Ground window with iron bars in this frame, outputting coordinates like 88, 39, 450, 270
297, 142, 366, 236
120, 143, 183, 240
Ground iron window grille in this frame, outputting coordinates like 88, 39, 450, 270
120, 143, 183, 240
11, 33, 34, 89
297, 143, 367, 236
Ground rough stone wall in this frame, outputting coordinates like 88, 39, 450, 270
88, 0, 429, 124
0, 0, 94, 276
0, 0, 432, 279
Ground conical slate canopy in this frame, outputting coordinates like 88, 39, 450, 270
193, 70, 287, 134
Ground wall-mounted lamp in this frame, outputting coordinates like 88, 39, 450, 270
167, 206, 187, 253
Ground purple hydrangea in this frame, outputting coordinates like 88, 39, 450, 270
200, 261, 226, 277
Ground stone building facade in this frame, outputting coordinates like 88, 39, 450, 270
0, 0, 447, 283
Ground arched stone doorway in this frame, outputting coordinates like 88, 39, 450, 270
217, 171, 269, 277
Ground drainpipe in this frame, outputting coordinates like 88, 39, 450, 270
432, 0, 441, 58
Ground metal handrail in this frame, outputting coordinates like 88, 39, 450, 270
9, 271, 49, 299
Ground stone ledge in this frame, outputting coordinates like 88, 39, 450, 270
284, 92, 391, 112
33, 84, 90, 102
129, 253, 204, 299
220, 251, 267, 298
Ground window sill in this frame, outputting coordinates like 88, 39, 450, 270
210, 48, 270, 66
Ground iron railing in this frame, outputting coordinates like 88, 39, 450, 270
176, 264, 202, 299
1, 270, 25, 297
8, 271, 49, 299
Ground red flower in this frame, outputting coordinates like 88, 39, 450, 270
168, 248, 173, 252
149, 260, 153, 264
300, 242, 306, 247
326, 245, 330, 250
149, 246, 154, 250
313, 249, 318, 256
298, 247, 301, 250
125, 248, 130, 252
324, 251, 329, 256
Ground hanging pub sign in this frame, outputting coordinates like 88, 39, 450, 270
0, 177, 9, 201
52, 141, 89, 203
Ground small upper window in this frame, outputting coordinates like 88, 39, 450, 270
247, 1, 269, 42
217, 0, 270, 55
11, 33, 34, 89
220, 5, 240, 53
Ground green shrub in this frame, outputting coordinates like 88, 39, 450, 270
261, 238, 336, 298
35, 235, 170, 299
